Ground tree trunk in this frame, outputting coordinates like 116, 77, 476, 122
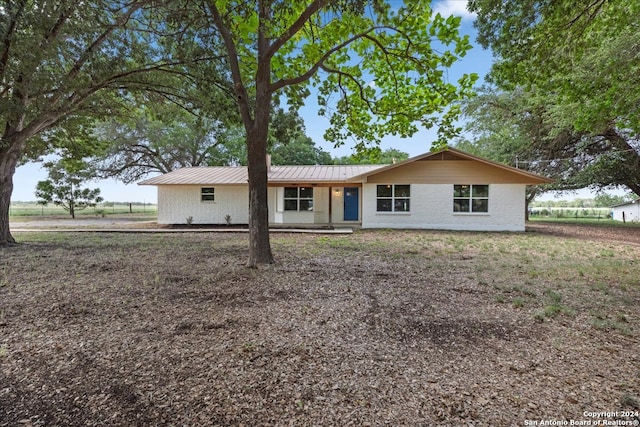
211, 0, 275, 266
602, 128, 640, 197
246, 124, 274, 267
0, 135, 25, 245
0, 168, 17, 245
69, 182, 75, 219
244, 2, 275, 268
524, 188, 538, 222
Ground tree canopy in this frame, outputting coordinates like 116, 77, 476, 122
333, 148, 409, 165
470, 0, 640, 134
465, 0, 640, 197
0, 0, 187, 244
93, 104, 332, 181
190, 0, 477, 265
93, 100, 241, 182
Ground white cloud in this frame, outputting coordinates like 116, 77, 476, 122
431, 0, 477, 20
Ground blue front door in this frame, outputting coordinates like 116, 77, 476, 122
343, 187, 359, 221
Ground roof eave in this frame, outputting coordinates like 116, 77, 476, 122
349, 147, 553, 184
611, 198, 640, 208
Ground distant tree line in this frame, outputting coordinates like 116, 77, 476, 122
530, 193, 633, 209
35, 107, 410, 218
90, 106, 411, 183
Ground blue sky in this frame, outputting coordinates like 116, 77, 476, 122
10, 1, 534, 203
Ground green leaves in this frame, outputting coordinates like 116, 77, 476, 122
467, 0, 640, 197
237, 13, 259, 40
471, 0, 640, 133
35, 158, 103, 218
204, 0, 476, 150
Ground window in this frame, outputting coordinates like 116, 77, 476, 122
376, 184, 410, 212
201, 187, 215, 202
454, 185, 489, 213
284, 187, 313, 211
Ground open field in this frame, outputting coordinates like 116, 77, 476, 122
9, 212, 159, 228
529, 207, 613, 223
1, 226, 640, 426
9, 202, 157, 218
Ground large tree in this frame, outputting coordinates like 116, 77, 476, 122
270, 135, 332, 165
467, 0, 640, 196
0, 1, 193, 245
191, 0, 477, 266
456, 87, 581, 183
94, 102, 330, 180
93, 100, 240, 182
458, 86, 640, 201
455, 86, 579, 214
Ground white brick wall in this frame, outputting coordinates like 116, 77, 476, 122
157, 185, 249, 225
271, 187, 329, 224
157, 183, 527, 230
361, 184, 526, 231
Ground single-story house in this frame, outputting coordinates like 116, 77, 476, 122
138, 147, 552, 231
611, 199, 640, 222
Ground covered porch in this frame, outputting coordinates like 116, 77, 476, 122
268, 184, 363, 227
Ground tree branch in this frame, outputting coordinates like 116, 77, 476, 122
270, 26, 382, 92
566, 0, 607, 28
0, 0, 27, 88
319, 64, 375, 112
265, 0, 329, 59
48, 2, 146, 108
205, 0, 253, 126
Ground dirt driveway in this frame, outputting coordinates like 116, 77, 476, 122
10, 215, 157, 229
12, 217, 640, 242
3, 223, 640, 425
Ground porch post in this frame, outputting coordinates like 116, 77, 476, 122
328, 186, 333, 227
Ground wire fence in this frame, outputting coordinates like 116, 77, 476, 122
529, 207, 612, 221
9, 202, 157, 217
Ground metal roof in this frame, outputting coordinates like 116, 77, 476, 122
138, 148, 553, 187
138, 165, 385, 186
269, 165, 383, 183
611, 199, 640, 208
138, 167, 249, 185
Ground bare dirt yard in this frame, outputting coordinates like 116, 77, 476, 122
1, 224, 639, 426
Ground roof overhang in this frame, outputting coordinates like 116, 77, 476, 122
138, 148, 553, 187
611, 199, 640, 208
349, 147, 553, 185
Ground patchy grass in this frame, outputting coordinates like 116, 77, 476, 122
1, 228, 639, 426
530, 216, 640, 227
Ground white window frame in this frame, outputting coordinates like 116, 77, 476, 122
376, 184, 411, 213
284, 187, 314, 211
453, 184, 489, 214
